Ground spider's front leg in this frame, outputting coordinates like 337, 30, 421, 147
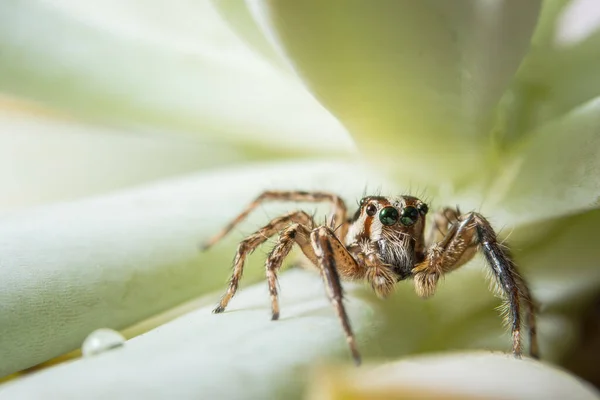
310, 226, 373, 366
412, 211, 539, 359
264, 225, 365, 364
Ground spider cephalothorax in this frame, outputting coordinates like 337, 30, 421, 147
201, 191, 538, 365
346, 195, 428, 285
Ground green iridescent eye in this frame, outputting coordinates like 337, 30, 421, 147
400, 206, 419, 226
379, 207, 399, 226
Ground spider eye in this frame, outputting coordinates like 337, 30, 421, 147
366, 203, 377, 216
400, 206, 419, 226
379, 207, 399, 226
417, 203, 429, 215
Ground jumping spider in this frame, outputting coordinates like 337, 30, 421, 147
201, 190, 538, 365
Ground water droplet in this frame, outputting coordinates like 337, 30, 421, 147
82, 328, 125, 357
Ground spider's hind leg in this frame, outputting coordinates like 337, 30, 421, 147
201, 190, 348, 250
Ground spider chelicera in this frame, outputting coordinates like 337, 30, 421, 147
201, 190, 538, 365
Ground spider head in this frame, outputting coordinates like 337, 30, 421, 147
348, 195, 429, 244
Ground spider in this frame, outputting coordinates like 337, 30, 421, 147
201, 190, 539, 365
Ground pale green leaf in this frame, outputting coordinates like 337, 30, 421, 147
0, 270, 375, 399
246, 0, 541, 183
515, 208, 600, 310
490, 96, 600, 225
0, 108, 304, 215
307, 353, 600, 400
210, 0, 288, 69
0, 160, 376, 377
0, 1, 353, 153
1, 242, 596, 399
505, 0, 600, 138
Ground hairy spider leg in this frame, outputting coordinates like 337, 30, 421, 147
311, 226, 362, 366
426, 207, 461, 245
264, 223, 315, 320
212, 211, 313, 313
474, 214, 539, 359
348, 246, 398, 298
235, 221, 365, 364
517, 278, 539, 359
200, 190, 349, 250
413, 214, 478, 298
413, 211, 538, 358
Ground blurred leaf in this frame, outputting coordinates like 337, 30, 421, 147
490, 96, 600, 225
504, 0, 600, 140
246, 0, 541, 183
0, 107, 316, 214
515, 208, 600, 312
210, 0, 288, 68
306, 353, 600, 400
0, 1, 354, 153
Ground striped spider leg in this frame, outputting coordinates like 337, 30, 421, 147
201, 191, 539, 365
200, 190, 348, 315
412, 208, 539, 358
